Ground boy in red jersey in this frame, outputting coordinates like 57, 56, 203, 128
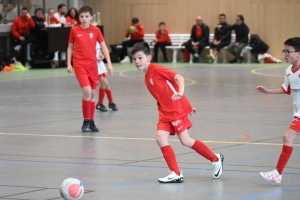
67, 6, 113, 132
120, 17, 144, 63
131, 42, 224, 183
256, 37, 300, 183
151, 22, 171, 63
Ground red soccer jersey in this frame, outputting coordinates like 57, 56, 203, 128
11, 16, 35, 39
155, 29, 171, 43
145, 63, 193, 122
49, 16, 60, 24
125, 23, 144, 40
68, 25, 104, 82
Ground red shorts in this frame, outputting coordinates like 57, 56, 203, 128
157, 115, 192, 135
290, 117, 300, 132
98, 73, 107, 79
75, 72, 98, 89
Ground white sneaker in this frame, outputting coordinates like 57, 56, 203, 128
120, 56, 130, 63
212, 153, 224, 179
158, 171, 183, 183
259, 169, 282, 183
194, 53, 199, 58
25, 62, 32, 69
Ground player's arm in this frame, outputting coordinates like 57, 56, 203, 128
99, 41, 113, 76
172, 74, 185, 100
255, 86, 285, 94
67, 43, 74, 73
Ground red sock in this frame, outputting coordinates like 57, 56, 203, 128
191, 140, 218, 162
160, 145, 180, 175
276, 145, 293, 175
82, 99, 91, 119
98, 88, 106, 105
106, 89, 114, 103
90, 101, 95, 120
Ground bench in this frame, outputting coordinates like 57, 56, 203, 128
117, 33, 252, 63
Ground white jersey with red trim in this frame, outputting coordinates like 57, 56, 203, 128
281, 65, 300, 118
96, 42, 107, 75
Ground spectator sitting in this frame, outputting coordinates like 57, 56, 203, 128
46, 8, 60, 26
32, 8, 45, 29
11, 7, 35, 66
120, 17, 144, 63
54, 3, 66, 24
0, 0, 17, 24
207, 13, 231, 63
181, 16, 209, 63
227, 15, 250, 63
65, 7, 80, 26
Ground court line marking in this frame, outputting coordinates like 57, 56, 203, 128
251, 65, 285, 77
0, 132, 299, 146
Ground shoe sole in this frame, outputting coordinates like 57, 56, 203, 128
259, 172, 281, 183
158, 178, 184, 183
213, 154, 224, 179
81, 128, 91, 132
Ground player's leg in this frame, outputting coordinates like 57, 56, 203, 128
156, 129, 183, 183
103, 75, 118, 111
260, 128, 298, 183
227, 43, 237, 63
81, 85, 93, 132
160, 42, 169, 62
96, 75, 108, 112
207, 43, 216, 63
89, 86, 99, 132
177, 129, 224, 179
197, 43, 207, 63
120, 40, 132, 63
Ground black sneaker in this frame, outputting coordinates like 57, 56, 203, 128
81, 119, 90, 132
96, 104, 108, 112
108, 103, 118, 111
229, 58, 237, 63
89, 120, 99, 132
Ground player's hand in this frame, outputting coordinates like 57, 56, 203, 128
189, 108, 197, 116
26, 13, 31, 18
172, 92, 183, 101
67, 65, 73, 73
20, 36, 25, 41
107, 64, 113, 76
213, 40, 218, 45
255, 86, 269, 94
97, 53, 105, 61
216, 25, 221, 29
235, 42, 239, 47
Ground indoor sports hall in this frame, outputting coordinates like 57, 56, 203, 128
0, 0, 300, 199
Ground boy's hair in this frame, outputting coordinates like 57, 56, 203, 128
34, 8, 44, 14
57, 3, 66, 11
131, 42, 151, 56
219, 13, 226, 18
159, 21, 165, 26
79, 6, 93, 16
237, 15, 244, 22
284, 37, 300, 52
132, 17, 139, 24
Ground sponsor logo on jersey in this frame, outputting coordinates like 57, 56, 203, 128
291, 89, 300, 93
150, 78, 154, 85
78, 34, 82, 37
171, 119, 181, 127
90, 33, 93, 38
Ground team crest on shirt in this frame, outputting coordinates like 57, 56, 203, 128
89, 33, 93, 38
150, 78, 154, 85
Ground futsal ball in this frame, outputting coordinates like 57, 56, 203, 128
128, 26, 136, 34
60, 178, 84, 200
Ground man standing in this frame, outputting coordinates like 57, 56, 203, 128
11, 7, 35, 65
182, 16, 209, 62
54, 3, 66, 24
207, 14, 231, 63
227, 15, 250, 63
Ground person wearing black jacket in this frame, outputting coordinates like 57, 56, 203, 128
207, 14, 231, 63
227, 15, 249, 63
182, 16, 209, 62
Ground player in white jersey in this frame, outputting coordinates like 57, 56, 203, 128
255, 37, 300, 183
96, 42, 118, 112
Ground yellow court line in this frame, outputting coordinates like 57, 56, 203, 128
251, 65, 285, 78
0, 132, 299, 146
